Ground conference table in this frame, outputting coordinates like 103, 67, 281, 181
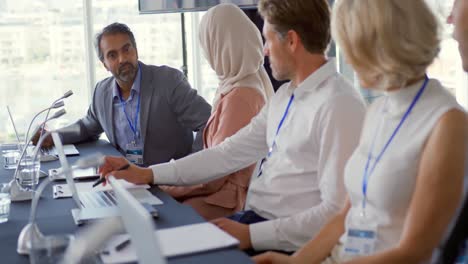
0, 140, 253, 263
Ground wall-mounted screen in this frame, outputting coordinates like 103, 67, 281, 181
139, 0, 259, 14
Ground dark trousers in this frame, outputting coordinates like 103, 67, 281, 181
227, 210, 293, 257
440, 195, 468, 263
227, 210, 268, 224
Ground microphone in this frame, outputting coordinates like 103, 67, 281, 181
49, 109, 66, 120
52, 100, 65, 109
63, 217, 124, 263
14, 110, 68, 190
24, 90, 73, 147
61, 90, 73, 99
17, 132, 101, 256
28, 109, 67, 152
23, 107, 61, 146
36, 91, 73, 148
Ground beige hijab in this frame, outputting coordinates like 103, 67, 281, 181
199, 3, 274, 111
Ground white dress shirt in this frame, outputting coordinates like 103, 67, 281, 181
151, 59, 366, 251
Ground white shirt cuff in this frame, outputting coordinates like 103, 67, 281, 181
150, 160, 176, 185
249, 220, 279, 251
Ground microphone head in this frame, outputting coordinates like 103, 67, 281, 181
63, 90, 73, 99
74, 153, 105, 169
51, 109, 66, 119
53, 100, 65, 109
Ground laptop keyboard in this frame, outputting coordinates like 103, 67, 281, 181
79, 190, 117, 208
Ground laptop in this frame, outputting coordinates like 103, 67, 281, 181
41, 144, 80, 161
7, 105, 21, 143
6, 105, 79, 162
50, 132, 161, 225
109, 176, 167, 264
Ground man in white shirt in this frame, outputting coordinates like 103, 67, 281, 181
100, 0, 366, 253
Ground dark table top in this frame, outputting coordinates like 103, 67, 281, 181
0, 140, 252, 264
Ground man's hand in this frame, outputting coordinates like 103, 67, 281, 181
211, 218, 252, 249
98, 156, 153, 185
31, 128, 54, 148
252, 252, 295, 264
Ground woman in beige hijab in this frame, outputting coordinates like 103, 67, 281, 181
161, 3, 274, 220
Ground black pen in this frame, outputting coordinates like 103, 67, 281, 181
92, 163, 130, 188
115, 238, 131, 251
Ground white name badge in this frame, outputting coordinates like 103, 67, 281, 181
343, 210, 378, 257
125, 143, 143, 165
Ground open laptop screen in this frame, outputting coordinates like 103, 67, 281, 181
109, 176, 167, 264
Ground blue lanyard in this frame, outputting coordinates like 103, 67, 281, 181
257, 93, 294, 177
268, 93, 295, 157
118, 89, 141, 141
361, 75, 429, 211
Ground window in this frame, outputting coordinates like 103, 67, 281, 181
185, 12, 218, 105
0, 0, 185, 143
92, 0, 183, 84
1, 0, 464, 144
337, 0, 468, 107
426, 0, 468, 108
0, 0, 87, 142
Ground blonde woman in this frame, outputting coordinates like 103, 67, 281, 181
160, 3, 274, 220
254, 0, 467, 263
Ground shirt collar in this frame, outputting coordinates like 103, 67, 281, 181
291, 58, 338, 98
112, 62, 142, 100
383, 77, 429, 116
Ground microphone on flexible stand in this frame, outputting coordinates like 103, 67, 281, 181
8, 109, 67, 202
37, 90, 73, 144
23, 99, 67, 148
17, 146, 105, 255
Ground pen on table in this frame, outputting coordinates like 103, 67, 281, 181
101, 238, 130, 255
92, 163, 131, 188
115, 238, 131, 251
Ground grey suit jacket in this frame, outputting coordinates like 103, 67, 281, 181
59, 61, 211, 166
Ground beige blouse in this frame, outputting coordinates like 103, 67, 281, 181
161, 87, 265, 213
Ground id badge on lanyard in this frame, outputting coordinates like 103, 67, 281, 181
119, 89, 143, 165
126, 139, 143, 165
344, 76, 429, 258
343, 209, 378, 256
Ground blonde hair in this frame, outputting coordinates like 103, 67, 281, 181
332, 0, 440, 90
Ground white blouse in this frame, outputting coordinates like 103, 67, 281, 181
339, 78, 465, 256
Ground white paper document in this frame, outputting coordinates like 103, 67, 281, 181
52, 179, 162, 205
100, 222, 239, 263
54, 179, 149, 195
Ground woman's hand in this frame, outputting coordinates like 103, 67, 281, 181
98, 156, 153, 185
253, 252, 295, 264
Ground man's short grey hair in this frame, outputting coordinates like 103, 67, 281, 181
95, 22, 137, 62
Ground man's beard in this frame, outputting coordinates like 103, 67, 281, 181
116, 63, 137, 83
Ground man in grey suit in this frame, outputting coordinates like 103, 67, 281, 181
34, 23, 211, 166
